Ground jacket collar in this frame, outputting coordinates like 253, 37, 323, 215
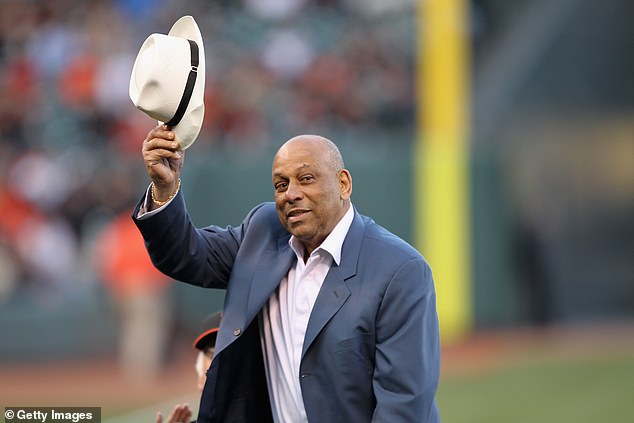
243, 207, 366, 351
337, 207, 365, 279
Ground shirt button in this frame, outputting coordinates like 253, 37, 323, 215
233, 328, 241, 336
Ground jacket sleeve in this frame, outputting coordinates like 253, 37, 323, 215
132, 189, 261, 289
372, 257, 441, 423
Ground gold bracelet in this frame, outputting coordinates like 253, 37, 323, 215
151, 178, 181, 206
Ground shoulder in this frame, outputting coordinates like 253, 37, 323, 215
242, 202, 288, 239
360, 214, 421, 258
355, 214, 435, 296
245, 202, 279, 226
357, 212, 429, 270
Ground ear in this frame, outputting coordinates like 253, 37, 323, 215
338, 169, 352, 200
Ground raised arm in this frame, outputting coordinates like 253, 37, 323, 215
133, 124, 241, 289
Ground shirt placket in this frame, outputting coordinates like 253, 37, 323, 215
290, 252, 322, 419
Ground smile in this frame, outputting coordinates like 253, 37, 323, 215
287, 209, 310, 223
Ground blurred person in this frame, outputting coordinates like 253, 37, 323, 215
260, 29, 314, 81
0, 180, 39, 293
155, 311, 222, 423
243, 0, 308, 21
0, 153, 79, 301
95, 208, 172, 382
191, 311, 222, 390
131, 16, 438, 423
13, 213, 77, 298
25, 8, 82, 80
0, 238, 20, 301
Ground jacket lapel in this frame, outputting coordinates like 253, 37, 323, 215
301, 209, 365, 358
245, 239, 295, 324
215, 235, 294, 357
301, 267, 350, 357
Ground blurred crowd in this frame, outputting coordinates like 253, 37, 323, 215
0, 0, 416, 304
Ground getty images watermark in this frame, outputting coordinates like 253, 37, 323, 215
4, 407, 100, 423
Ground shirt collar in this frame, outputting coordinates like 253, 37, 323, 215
289, 204, 354, 265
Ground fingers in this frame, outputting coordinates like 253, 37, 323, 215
142, 125, 184, 185
143, 125, 181, 157
155, 411, 163, 423
145, 124, 174, 142
165, 403, 193, 423
144, 146, 182, 164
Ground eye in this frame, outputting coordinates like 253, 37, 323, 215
300, 174, 314, 183
274, 181, 288, 192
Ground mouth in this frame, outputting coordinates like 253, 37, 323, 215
286, 208, 310, 223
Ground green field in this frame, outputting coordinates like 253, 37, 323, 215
5, 329, 632, 423
100, 350, 634, 422
437, 353, 634, 423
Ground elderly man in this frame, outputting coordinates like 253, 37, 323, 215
134, 126, 440, 423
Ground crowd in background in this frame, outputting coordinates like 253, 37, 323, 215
0, 0, 417, 305
2, 0, 632, 364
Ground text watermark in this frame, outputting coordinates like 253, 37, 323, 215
4, 407, 100, 423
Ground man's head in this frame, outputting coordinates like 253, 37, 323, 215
272, 135, 352, 255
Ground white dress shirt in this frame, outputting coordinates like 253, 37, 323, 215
135, 184, 175, 219
260, 205, 354, 423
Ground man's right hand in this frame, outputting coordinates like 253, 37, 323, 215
142, 124, 184, 204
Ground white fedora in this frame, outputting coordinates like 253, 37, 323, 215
129, 16, 205, 149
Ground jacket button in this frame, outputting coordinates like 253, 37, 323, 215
233, 328, 241, 336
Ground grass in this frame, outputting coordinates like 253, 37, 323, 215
437, 352, 634, 423
100, 342, 634, 422
101, 393, 199, 423
5, 326, 627, 423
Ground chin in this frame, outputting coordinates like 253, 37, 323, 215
290, 227, 314, 242
290, 229, 309, 239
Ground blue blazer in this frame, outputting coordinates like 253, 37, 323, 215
133, 191, 440, 423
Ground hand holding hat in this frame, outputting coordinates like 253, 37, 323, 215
130, 16, 205, 150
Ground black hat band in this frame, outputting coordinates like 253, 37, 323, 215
165, 38, 199, 127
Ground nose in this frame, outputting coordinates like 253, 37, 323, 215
284, 180, 303, 202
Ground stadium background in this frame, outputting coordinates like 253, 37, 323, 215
1, 0, 632, 421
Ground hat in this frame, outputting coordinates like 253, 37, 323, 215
129, 16, 205, 149
193, 311, 222, 351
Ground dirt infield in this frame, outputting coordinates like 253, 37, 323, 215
441, 321, 634, 377
0, 343, 198, 415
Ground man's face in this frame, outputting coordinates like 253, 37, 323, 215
272, 137, 351, 255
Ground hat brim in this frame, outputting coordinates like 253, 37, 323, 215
193, 328, 219, 350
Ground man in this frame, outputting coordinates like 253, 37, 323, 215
156, 311, 222, 423
134, 126, 441, 422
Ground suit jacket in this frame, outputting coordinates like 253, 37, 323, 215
133, 191, 440, 423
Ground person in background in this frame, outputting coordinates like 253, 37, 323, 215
95, 208, 172, 382
156, 311, 222, 423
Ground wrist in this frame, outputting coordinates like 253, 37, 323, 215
151, 178, 181, 206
